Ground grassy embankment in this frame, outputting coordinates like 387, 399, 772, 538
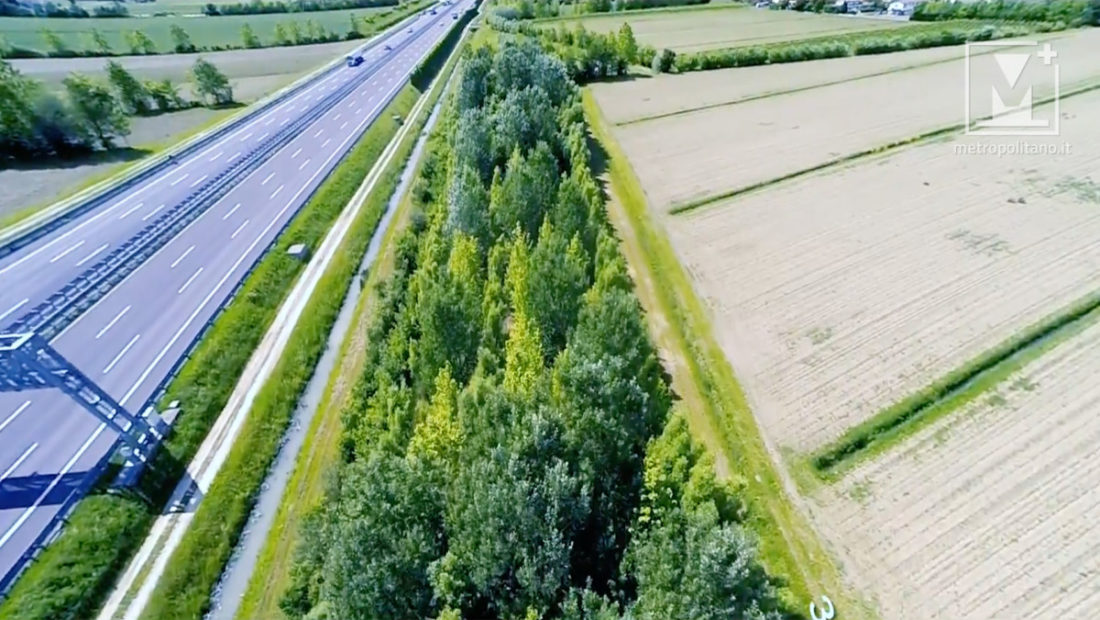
582, 90, 874, 619
0, 58, 429, 620
136, 10, 475, 619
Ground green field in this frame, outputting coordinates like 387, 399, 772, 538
0, 6, 392, 54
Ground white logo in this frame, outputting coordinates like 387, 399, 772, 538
965, 41, 1060, 136
809, 594, 835, 620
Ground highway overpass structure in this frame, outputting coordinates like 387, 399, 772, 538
0, 0, 471, 593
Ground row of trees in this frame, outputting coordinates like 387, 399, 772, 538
1, 0, 128, 17
203, 0, 396, 15
279, 41, 786, 620
488, 18, 653, 81
493, 0, 707, 19
2, 7, 410, 59
0, 58, 231, 161
913, 0, 1099, 24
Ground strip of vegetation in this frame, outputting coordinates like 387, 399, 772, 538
204, 0, 396, 17
913, 0, 1098, 25
0, 81, 419, 620
0, 0, 431, 59
233, 30, 470, 620
494, 0, 710, 20
581, 90, 863, 616
811, 289, 1100, 481
671, 20, 1046, 72
277, 41, 791, 620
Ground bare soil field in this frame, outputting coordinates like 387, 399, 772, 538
663, 89, 1100, 453
606, 28, 1100, 212
547, 5, 907, 53
815, 316, 1100, 619
592, 43, 991, 125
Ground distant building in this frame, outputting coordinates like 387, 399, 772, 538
888, 0, 919, 15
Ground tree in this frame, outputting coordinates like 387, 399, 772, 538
39, 29, 67, 56
305, 19, 325, 42
62, 73, 129, 148
651, 48, 675, 73
286, 20, 302, 44
616, 23, 638, 64
125, 30, 157, 55
189, 58, 233, 105
106, 60, 149, 114
170, 24, 196, 53
144, 78, 185, 111
0, 60, 40, 155
273, 23, 291, 46
88, 29, 112, 55
240, 23, 261, 48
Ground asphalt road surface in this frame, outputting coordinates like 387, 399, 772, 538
0, 0, 471, 591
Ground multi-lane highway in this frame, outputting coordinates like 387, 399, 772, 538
0, 0, 470, 591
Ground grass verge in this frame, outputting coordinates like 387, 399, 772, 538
0, 87, 419, 620
582, 89, 872, 619
809, 289, 1100, 482
233, 31, 469, 620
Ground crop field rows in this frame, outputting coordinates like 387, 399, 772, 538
590, 22, 1100, 620
540, 4, 910, 53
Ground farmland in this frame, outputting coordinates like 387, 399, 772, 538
0, 6, 390, 54
539, 3, 911, 53
598, 27, 1100, 213
586, 10, 1100, 618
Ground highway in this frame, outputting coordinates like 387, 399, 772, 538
0, 0, 470, 591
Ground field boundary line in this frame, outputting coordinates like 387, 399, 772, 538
582, 88, 878, 620
528, 0, 747, 24
807, 287, 1100, 483
668, 79, 1100, 217
0, 5, 428, 248
616, 34, 1068, 127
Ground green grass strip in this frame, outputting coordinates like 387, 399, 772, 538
232, 30, 470, 620
582, 90, 877, 619
529, 0, 747, 24
0, 86, 418, 620
810, 288, 1100, 482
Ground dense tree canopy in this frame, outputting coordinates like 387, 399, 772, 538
281, 41, 786, 620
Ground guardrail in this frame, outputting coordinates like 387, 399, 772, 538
0, 5, 434, 260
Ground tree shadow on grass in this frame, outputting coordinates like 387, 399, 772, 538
0, 147, 152, 173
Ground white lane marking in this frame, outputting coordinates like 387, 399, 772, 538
178, 267, 204, 294
95, 305, 131, 339
103, 333, 141, 374
49, 240, 85, 263
229, 151, 242, 162
0, 298, 29, 323
280, 118, 290, 126
270, 184, 285, 199
75, 243, 109, 267
291, 148, 302, 158
259, 132, 270, 142
118, 202, 145, 219
0, 401, 30, 434
170, 174, 188, 186
265, 118, 274, 126
357, 107, 363, 114
262, 172, 275, 185
372, 80, 377, 86
340, 121, 348, 130
334, 113, 341, 120
223, 203, 242, 220
209, 151, 223, 162
189, 174, 208, 188
239, 132, 253, 142
141, 204, 165, 222
231, 220, 249, 239
313, 129, 323, 138
0, 424, 106, 551
298, 158, 310, 171
321, 138, 332, 149
0, 444, 37, 483
170, 245, 195, 269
